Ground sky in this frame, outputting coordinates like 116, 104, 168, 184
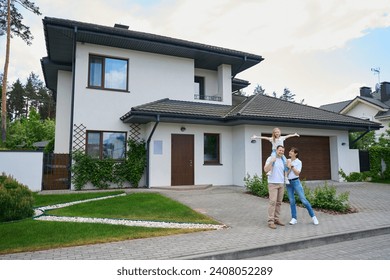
1, 0, 390, 107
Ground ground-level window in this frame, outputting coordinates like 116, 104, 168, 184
88, 54, 129, 91
86, 131, 126, 160
204, 133, 220, 164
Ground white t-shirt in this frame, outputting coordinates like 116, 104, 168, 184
269, 136, 286, 150
266, 156, 285, 184
287, 158, 302, 180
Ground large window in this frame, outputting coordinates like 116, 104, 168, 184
204, 133, 220, 165
88, 55, 128, 91
86, 131, 126, 160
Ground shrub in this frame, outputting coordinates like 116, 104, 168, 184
71, 139, 146, 190
311, 182, 350, 213
0, 173, 34, 222
339, 169, 371, 182
244, 173, 268, 197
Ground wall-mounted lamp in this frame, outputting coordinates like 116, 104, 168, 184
341, 142, 346, 146
251, 139, 257, 144
180, 126, 186, 132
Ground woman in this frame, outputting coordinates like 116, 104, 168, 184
286, 147, 319, 225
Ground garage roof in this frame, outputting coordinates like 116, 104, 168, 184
121, 94, 382, 131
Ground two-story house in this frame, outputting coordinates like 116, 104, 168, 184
41, 17, 381, 189
320, 82, 390, 138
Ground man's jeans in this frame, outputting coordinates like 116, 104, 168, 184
286, 179, 315, 219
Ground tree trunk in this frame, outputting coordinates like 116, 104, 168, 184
1, 0, 11, 142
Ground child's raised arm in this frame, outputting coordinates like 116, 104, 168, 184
251, 134, 271, 141
284, 132, 300, 139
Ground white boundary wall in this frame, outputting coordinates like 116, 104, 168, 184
0, 151, 43, 192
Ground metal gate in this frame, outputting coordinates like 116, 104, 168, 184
42, 153, 70, 190
359, 150, 370, 172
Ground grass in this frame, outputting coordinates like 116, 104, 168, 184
47, 192, 218, 224
0, 191, 218, 255
32, 191, 125, 207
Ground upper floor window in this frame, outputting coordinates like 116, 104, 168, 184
86, 131, 126, 160
88, 55, 128, 91
194, 76, 205, 100
204, 133, 220, 165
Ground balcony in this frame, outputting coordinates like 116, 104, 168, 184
194, 94, 222, 102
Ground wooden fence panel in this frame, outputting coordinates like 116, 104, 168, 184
42, 153, 70, 190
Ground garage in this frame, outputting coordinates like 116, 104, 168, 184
261, 135, 331, 181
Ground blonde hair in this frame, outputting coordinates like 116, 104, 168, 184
272, 127, 281, 142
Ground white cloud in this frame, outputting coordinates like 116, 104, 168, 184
1, 0, 390, 107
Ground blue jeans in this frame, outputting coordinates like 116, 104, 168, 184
286, 179, 315, 219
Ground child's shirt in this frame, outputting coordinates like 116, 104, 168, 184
269, 136, 287, 150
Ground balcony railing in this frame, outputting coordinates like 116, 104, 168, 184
194, 94, 222, 102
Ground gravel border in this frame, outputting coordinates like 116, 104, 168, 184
33, 193, 226, 230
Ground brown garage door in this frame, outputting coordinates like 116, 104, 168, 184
261, 135, 331, 180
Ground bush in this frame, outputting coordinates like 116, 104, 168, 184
71, 139, 146, 190
339, 169, 371, 182
244, 173, 268, 197
0, 173, 34, 222
311, 182, 350, 212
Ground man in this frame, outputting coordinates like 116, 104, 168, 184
264, 145, 286, 229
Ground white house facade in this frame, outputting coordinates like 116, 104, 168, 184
41, 17, 381, 189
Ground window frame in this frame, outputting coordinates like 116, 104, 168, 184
86, 130, 127, 160
203, 133, 221, 165
195, 76, 205, 100
88, 54, 129, 92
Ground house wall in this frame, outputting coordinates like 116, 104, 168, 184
145, 123, 359, 187
345, 102, 386, 138
54, 71, 73, 153
54, 43, 233, 153
148, 123, 234, 187
0, 151, 43, 191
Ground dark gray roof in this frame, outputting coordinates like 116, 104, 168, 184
121, 94, 382, 131
319, 100, 351, 113
320, 96, 390, 113
41, 17, 263, 92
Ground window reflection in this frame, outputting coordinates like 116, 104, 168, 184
87, 131, 126, 160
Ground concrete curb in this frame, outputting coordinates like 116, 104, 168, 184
185, 226, 390, 260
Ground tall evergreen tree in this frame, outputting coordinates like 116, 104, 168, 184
0, 0, 41, 142
7, 78, 25, 120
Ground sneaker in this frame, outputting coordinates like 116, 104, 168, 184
312, 216, 319, 225
274, 220, 285, 226
268, 223, 276, 229
289, 218, 297, 225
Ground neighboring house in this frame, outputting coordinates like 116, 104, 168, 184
41, 17, 381, 189
320, 82, 390, 138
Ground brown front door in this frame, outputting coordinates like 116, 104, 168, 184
171, 134, 194, 186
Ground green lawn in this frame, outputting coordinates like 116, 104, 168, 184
0, 191, 218, 255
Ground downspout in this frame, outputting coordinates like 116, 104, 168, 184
67, 26, 77, 189
146, 115, 160, 188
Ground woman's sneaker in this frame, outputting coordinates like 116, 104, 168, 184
289, 218, 297, 225
312, 216, 319, 225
